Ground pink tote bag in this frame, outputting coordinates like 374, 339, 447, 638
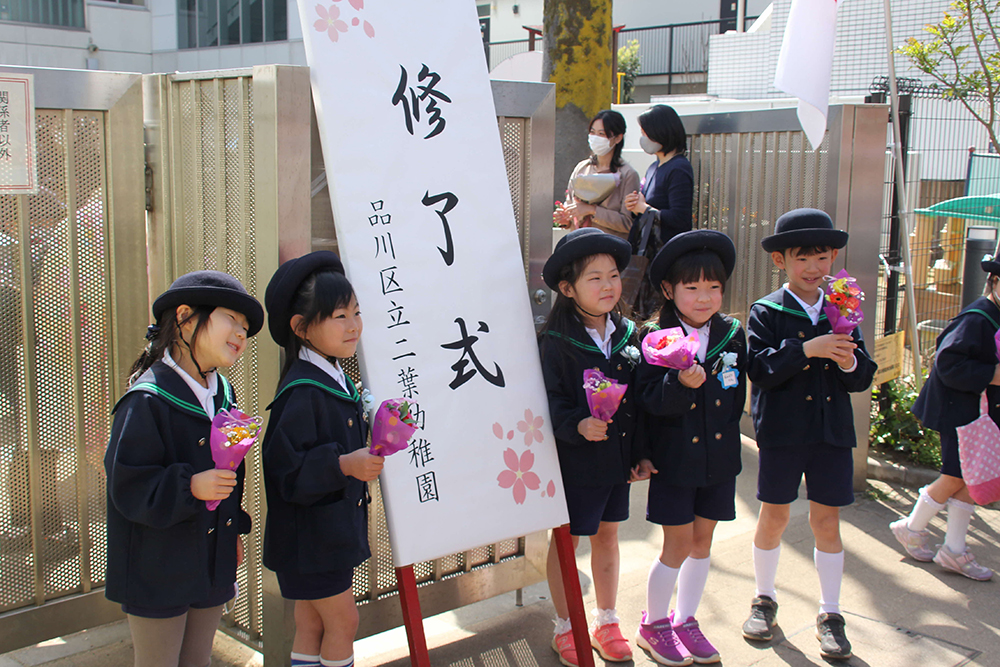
956, 391, 1000, 505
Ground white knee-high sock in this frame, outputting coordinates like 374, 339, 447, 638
945, 497, 975, 553
646, 559, 680, 622
907, 485, 945, 532
814, 548, 844, 615
673, 556, 711, 622
753, 544, 781, 600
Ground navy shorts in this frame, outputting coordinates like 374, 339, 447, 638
939, 428, 963, 478
276, 567, 355, 601
122, 583, 235, 619
646, 476, 737, 526
757, 443, 855, 507
564, 482, 630, 536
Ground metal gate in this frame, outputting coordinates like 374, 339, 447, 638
0, 68, 148, 652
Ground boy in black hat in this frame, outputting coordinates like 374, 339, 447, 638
741, 209, 876, 660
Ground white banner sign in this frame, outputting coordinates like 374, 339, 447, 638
298, 0, 567, 566
0, 73, 36, 195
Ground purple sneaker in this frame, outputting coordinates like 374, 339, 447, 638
671, 612, 720, 664
635, 611, 693, 666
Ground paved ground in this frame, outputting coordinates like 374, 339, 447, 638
4, 437, 999, 666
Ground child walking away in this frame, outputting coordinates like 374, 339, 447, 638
539, 228, 644, 667
743, 209, 876, 661
633, 230, 745, 666
262, 251, 384, 667
105, 271, 264, 667
889, 253, 1000, 581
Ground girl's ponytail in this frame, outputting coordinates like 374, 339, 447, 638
127, 306, 214, 386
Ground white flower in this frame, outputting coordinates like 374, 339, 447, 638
621, 345, 640, 367
361, 388, 377, 415
721, 352, 738, 369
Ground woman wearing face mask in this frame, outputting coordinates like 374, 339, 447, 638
624, 104, 694, 319
554, 110, 641, 240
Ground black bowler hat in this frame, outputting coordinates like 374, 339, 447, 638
649, 229, 736, 287
982, 254, 1000, 276
152, 270, 264, 337
265, 251, 346, 346
760, 208, 848, 253
542, 228, 631, 290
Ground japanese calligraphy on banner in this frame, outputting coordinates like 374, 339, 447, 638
0, 73, 37, 195
298, 0, 567, 566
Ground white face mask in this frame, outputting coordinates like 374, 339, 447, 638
588, 134, 613, 156
640, 135, 663, 155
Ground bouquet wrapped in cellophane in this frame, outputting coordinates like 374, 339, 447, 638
369, 399, 418, 456
582, 368, 627, 422
207, 408, 262, 511
823, 269, 865, 335
642, 327, 699, 370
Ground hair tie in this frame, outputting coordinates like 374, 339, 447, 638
145, 324, 161, 341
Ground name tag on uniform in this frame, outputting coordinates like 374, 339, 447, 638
720, 368, 738, 390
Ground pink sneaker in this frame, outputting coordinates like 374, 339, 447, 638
933, 544, 993, 581
590, 622, 632, 661
889, 518, 934, 562
635, 611, 693, 666
551, 630, 579, 667
671, 612, 720, 664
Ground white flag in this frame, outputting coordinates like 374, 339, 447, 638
774, 0, 840, 151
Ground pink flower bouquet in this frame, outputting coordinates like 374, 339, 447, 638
642, 327, 699, 370
369, 399, 418, 457
995, 327, 1000, 363
583, 369, 627, 422
823, 269, 865, 335
207, 408, 262, 511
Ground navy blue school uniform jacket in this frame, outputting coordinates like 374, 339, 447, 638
637, 312, 747, 487
104, 362, 251, 610
913, 297, 1000, 432
538, 313, 643, 487
262, 358, 370, 575
748, 287, 877, 449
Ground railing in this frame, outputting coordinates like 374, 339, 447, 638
0, 0, 85, 29
620, 17, 758, 78
486, 18, 757, 83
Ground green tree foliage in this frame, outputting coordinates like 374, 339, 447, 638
899, 0, 999, 152
870, 375, 942, 469
617, 39, 640, 104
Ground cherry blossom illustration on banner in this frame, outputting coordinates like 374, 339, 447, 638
517, 408, 545, 446
314, 0, 374, 43
497, 448, 541, 505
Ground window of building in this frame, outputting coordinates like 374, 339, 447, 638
178, 0, 286, 49
0, 0, 86, 29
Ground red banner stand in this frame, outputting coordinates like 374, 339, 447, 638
395, 565, 432, 667
394, 526, 593, 667
553, 524, 595, 667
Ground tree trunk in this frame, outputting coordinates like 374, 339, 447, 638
542, 0, 614, 203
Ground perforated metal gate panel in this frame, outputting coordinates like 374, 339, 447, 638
167, 73, 265, 645
689, 129, 829, 322
0, 109, 112, 613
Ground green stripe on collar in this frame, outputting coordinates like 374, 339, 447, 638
129, 383, 207, 418
218, 374, 234, 411
707, 318, 741, 360
754, 298, 829, 322
544, 318, 636, 355
275, 376, 360, 403
966, 308, 1000, 330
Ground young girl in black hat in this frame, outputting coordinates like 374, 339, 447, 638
890, 254, 1000, 582
104, 270, 264, 666
261, 251, 384, 667
539, 228, 643, 666
633, 230, 745, 666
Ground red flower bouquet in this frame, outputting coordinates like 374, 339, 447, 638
207, 408, 262, 511
641, 327, 699, 370
369, 399, 418, 456
582, 369, 627, 422
823, 269, 865, 335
